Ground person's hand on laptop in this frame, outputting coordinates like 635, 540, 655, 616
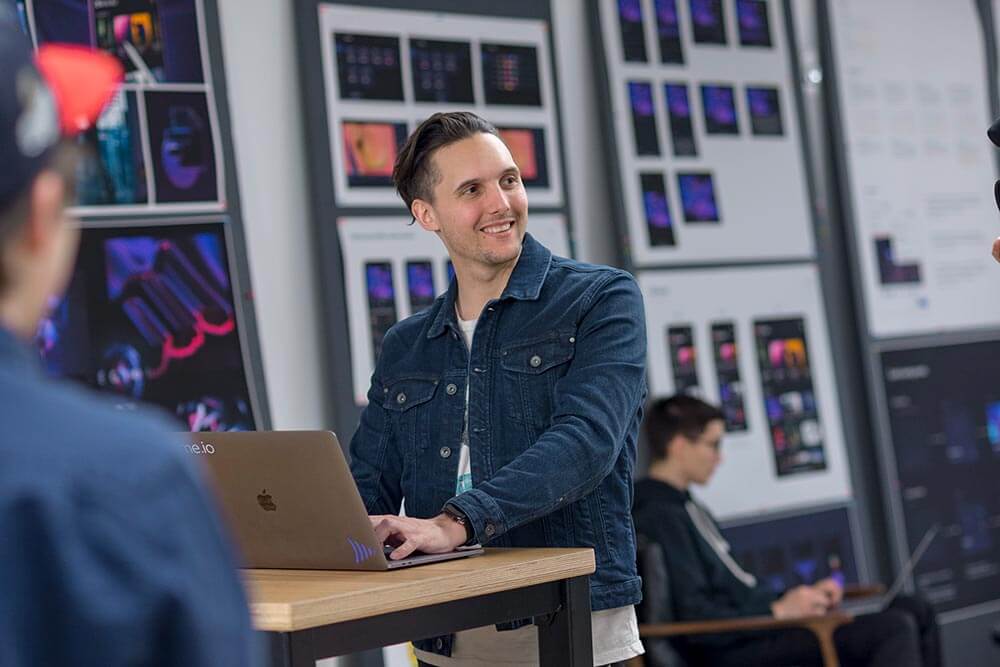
771, 585, 833, 619
813, 577, 844, 607
370, 514, 468, 561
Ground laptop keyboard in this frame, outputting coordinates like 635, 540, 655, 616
384, 545, 427, 557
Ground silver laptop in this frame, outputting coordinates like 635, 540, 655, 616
840, 524, 939, 615
184, 430, 483, 570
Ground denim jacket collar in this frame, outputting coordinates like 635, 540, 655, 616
427, 232, 552, 339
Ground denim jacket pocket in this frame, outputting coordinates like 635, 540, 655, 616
499, 331, 575, 428
383, 375, 439, 452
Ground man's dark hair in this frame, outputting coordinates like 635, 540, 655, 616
644, 395, 724, 461
392, 111, 499, 212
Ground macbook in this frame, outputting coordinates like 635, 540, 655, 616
184, 430, 483, 570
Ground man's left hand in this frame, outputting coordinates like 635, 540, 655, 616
813, 577, 844, 607
370, 514, 468, 560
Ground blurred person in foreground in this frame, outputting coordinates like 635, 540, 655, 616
0, 18, 258, 666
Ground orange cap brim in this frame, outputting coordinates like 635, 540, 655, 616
35, 44, 124, 136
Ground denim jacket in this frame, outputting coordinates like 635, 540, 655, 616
349, 234, 647, 656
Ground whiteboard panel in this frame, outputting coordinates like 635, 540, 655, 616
318, 4, 564, 208
595, 0, 815, 265
829, 0, 1000, 337
639, 265, 852, 519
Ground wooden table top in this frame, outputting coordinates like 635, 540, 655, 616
244, 547, 596, 632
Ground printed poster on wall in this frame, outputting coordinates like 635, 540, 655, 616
19, 0, 226, 216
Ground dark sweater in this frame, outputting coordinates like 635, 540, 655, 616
632, 478, 776, 653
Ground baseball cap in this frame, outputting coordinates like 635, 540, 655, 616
0, 19, 123, 210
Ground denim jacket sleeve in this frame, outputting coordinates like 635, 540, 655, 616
448, 272, 647, 542
349, 329, 404, 516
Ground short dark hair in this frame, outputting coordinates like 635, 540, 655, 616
644, 395, 724, 461
392, 111, 498, 212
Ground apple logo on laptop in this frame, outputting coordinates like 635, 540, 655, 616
257, 489, 276, 512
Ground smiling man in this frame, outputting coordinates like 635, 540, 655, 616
348, 112, 648, 666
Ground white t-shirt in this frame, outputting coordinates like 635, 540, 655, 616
414, 605, 644, 666
455, 315, 476, 495
413, 311, 644, 666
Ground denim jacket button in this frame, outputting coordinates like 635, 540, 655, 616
484, 522, 496, 537
439, 446, 452, 459
529, 355, 542, 368
435, 638, 444, 650
569, 337, 576, 343
446, 383, 458, 395
396, 392, 407, 404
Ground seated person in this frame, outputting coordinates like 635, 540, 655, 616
632, 395, 940, 667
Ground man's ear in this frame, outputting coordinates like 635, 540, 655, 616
411, 198, 439, 233
664, 434, 687, 460
23, 171, 66, 252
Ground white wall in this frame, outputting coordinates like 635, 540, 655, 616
216, 0, 327, 430
551, 1, 618, 266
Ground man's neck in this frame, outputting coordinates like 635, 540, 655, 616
646, 460, 691, 493
453, 253, 520, 321
0, 293, 40, 341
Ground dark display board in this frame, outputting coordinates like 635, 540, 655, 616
878, 341, 1000, 613
36, 221, 260, 432
20, 0, 270, 429
723, 505, 863, 595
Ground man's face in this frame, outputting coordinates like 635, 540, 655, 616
682, 419, 725, 486
413, 132, 528, 270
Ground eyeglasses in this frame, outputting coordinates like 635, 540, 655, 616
694, 435, 722, 452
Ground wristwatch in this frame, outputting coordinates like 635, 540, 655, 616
442, 503, 475, 545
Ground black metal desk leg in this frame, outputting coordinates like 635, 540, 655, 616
537, 576, 593, 666
267, 630, 317, 667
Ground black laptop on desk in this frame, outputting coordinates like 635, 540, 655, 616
184, 430, 483, 570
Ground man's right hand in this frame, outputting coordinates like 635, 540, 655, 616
771, 585, 833, 619
369, 514, 468, 561
992, 237, 1000, 263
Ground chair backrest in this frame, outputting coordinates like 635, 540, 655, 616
635, 533, 688, 667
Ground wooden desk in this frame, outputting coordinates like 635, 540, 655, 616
245, 548, 596, 666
